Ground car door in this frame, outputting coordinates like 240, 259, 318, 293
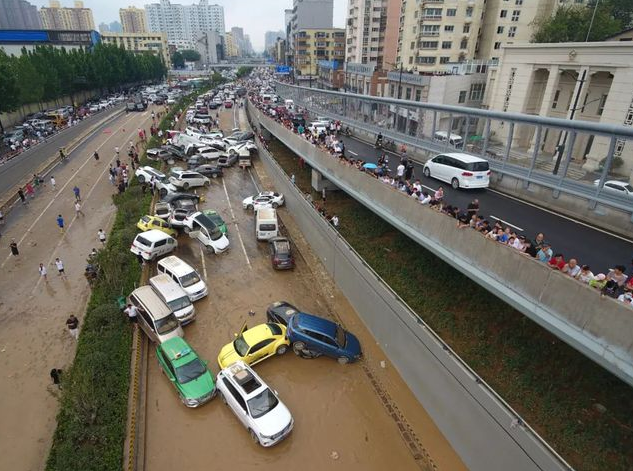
310, 331, 339, 357
431, 155, 448, 182
153, 238, 167, 256
248, 338, 276, 363
223, 379, 250, 428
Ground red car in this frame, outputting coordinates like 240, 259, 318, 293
224, 101, 233, 108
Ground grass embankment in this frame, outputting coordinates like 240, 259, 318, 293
45, 91, 203, 471
268, 139, 633, 471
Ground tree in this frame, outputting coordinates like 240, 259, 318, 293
171, 51, 184, 69
532, 4, 623, 43
180, 49, 201, 62
236, 66, 253, 78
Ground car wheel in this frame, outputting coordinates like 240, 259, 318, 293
212, 173, 218, 179
184, 226, 190, 234
423, 167, 431, 178
247, 204, 253, 210
204, 180, 210, 187
137, 175, 145, 183
337, 356, 350, 365
159, 188, 167, 197
292, 342, 306, 355
451, 177, 460, 190
249, 429, 260, 445
276, 345, 288, 355
272, 202, 279, 209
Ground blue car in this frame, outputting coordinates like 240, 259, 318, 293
286, 312, 362, 364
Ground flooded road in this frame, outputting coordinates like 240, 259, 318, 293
0, 107, 158, 471
143, 106, 466, 471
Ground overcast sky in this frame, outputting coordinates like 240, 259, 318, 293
29, 0, 347, 51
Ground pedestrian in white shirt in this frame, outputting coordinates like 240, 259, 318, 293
75, 201, 84, 217
98, 229, 106, 244
38, 263, 48, 282
396, 164, 405, 180
55, 257, 67, 279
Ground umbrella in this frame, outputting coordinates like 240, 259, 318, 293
362, 163, 378, 170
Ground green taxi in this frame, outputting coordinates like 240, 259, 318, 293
202, 209, 228, 234
156, 337, 216, 407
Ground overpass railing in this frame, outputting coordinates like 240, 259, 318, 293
274, 82, 633, 218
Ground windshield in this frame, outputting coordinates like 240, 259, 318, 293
208, 214, 223, 226
179, 271, 200, 287
210, 227, 224, 241
168, 296, 191, 312
155, 314, 180, 335
466, 161, 489, 172
136, 235, 151, 247
335, 326, 346, 348
247, 388, 279, 419
233, 336, 250, 357
175, 358, 206, 384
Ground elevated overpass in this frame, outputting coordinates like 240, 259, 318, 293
249, 101, 633, 388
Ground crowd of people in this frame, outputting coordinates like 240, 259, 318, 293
250, 96, 633, 307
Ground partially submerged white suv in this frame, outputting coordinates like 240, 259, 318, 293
169, 170, 210, 190
216, 361, 293, 447
184, 211, 229, 254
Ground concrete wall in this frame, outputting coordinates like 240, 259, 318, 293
250, 103, 633, 389
252, 121, 572, 471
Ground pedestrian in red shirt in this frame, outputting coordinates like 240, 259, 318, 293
548, 253, 566, 270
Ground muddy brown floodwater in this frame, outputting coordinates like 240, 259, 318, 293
143, 106, 466, 471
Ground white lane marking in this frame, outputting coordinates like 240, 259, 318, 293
486, 187, 633, 244
1, 112, 139, 270
222, 178, 251, 269
233, 105, 238, 129
489, 215, 524, 232
421, 184, 437, 193
30, 122, 146, 292
200, 245, 208, 279
348, 150, 358, 156
247, 168, 259, 191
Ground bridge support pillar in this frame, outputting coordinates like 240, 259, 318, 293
311, 169, 338, 192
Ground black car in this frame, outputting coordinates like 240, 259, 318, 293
160, 192, 201, 204
208, 102, 220, 110
266, 301, 299, 326
193, 164, 223, 178
268, 237, 295, 270
229, 131, 254, 141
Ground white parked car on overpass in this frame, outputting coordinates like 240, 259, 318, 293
422, 153, 490, 190
593, 179, 633, 198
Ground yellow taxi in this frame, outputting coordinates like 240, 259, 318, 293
217, 323, 290, 369
136, 215, 178, 238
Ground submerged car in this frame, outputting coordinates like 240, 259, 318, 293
201, 209, 227, 234
217, 322, 289, 369
137, 215, 177, 238
268, 237, 295, 270
242, 191, 284, 210
156, 337, 216, 407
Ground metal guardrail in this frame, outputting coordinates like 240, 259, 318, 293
274, 82, 633, 218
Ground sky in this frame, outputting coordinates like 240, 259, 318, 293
29, 0, 347, 51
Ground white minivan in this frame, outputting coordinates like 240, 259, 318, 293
157, 256, 208, 302
130, 229, 178, 261
434, 131, 464, 148
184, 211, 230, 254
149, 274, 196, 325
255, 208, 279, 241
128, 286, 184, 343
422, 152, 490, 190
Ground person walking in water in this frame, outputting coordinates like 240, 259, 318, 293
56, 214, 65, 233
9, 239, 19, 257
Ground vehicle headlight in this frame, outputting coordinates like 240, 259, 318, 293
183, 397, 199, 406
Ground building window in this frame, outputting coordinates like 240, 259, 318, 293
466, 6, 473, 16
441, 41, 452, 49
458, 91, 467, 103
508, 26, 517, 37
415, 89, 422, 101
511, 10, 520, 21
411, 41, 415, 49
494, 42, 501, 49
439, 56, 450, 64
552, 89, 560, 109
390, 84, 395, 96
515, 0, 523, 4
423, 8, 442, 19
500, 10, 507, 18
444, 25, 454, 32
598, 94, 607, 115
463, 24, 470, 33
497, 26, 504, 34
447, 8, 457, 16
416, 56, 437, 64
405, 88, 412, 100
421, 41, 438, 49
469, 83, 486, 101
422, 25, 440, 36
409, 56, 413, 64
460, 38, 468, 49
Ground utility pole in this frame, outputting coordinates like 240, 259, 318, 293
586, 0, 600, 42
553, 69, 587, 175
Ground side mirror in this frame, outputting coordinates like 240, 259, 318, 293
233, 333, 238, 338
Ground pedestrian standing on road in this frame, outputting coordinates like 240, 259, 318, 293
98, 229, 106, 244
25, 182, 35, 199
93, 150, 99, 162
55, 257, 67, 279
18, 188, 28, 205
396, 163, 405, 181
331, 214, 339, 228
114, 146, 119, 157
291, 174, 296, 185
56, 214, 65, 233
39, 262, 48, 281
73, 185, 81, 202
50, 368, 62, 387
322, 188, 326, 204
9, 239, 18, 256
50, 176, 56, 190
66, 314, 79, 340
33, 174, 40, 190
74, 201, 84, 217
115, 157, 121, 168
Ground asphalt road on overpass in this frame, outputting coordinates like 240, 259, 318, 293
0, 106, 124, 196
328, 133, 633, 275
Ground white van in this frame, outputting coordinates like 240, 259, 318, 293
130, 229, 177, 261
149, 274, 196, 325
184, 211, 230, 254
128, 286, 184, 343
284, 99, 294, 110
423, 152, 490, 190
255, 207, 279, 241
434, 131, 464, 148
157, 256, 208, 302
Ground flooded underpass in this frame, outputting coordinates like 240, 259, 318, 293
142, 107, 466, 471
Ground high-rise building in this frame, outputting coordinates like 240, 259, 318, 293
265, 30, 285, 52
120, 6, 147, 33
98, 22, 110, 33
224, 31, 239, 57
290, 0, 333, 41
146, 0, 225, 50
294, 28, 345, 84
284, 8, 293, 48
109, 21, 122, 33
195, 30, 224, 64
0, 0, 42, 30
40, 0, 95, 31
